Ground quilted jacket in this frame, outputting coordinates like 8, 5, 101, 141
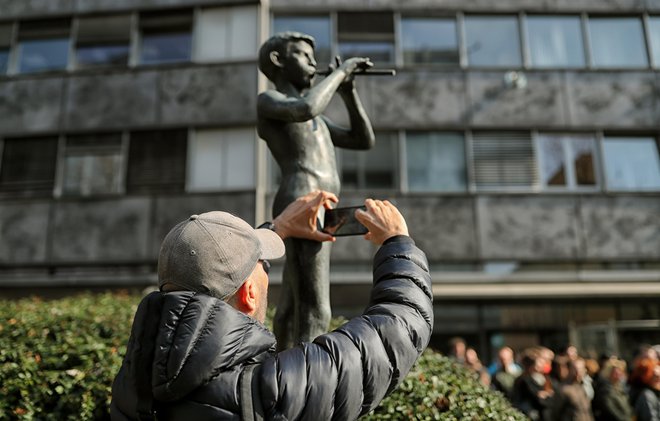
111, 236, 433, 420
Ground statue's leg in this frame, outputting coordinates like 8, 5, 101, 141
273, 258, 295, 351
287, 237, 332, 343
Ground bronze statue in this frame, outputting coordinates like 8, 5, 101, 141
257, 32, 375, 348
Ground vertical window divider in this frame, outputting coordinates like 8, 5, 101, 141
457, 12, 468, 69
329, 11, 338, 62
642, 13, 654, 69
532, 130, 542, 192
519, 12, 530, 69
581, 13, 593, 70
563, 135, 577, 190
191, 7, 202, 63
68, 17, 78, 71
465, 130, 476, 193
398, 130, 407, 193
119, 131, 129, 194
53, 134, 66, 198
7, 21, 18, 75
184, 127, 194, 193
393, 11, 403, 68
595, 130, 606, 192
129, 12, 139, 67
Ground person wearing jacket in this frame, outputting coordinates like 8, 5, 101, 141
111, 191, 434, 421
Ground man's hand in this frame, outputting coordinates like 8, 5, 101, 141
355, 199, 409, 245
273, 191, 338, 242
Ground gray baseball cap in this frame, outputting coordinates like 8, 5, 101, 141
158, 211, 285, 299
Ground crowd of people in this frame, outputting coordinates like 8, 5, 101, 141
448, 338, 660, 421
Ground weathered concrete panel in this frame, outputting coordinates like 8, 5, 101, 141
152, 193, 255, 256
0, 201, 50, 263
580, 196, 660, 259
477, 196, 580, 260
64, 71, 158, 130
648, 0, 660, 11
0, 0, 75, 19
0, 78, 64, 135
467, 71, 566, 128
75, 0, 257, 14
51, 198, 151, 262
158, 64, 257, 125
368, 71, 467, 129
566, 72, 658, 129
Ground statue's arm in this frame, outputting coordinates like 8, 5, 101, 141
323, 84, 375, 150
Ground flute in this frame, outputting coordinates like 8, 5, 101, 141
316, 69, 396, 76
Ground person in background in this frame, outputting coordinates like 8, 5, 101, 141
552, 357, 595, 421
448, 337, 467, 364
465, 347, 491, 386
629, 358, 660, 421
491, 346, 523, 400
513, 348, 556, 421
591, 359, 633, 421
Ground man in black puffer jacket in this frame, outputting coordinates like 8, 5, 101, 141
111, 191, 433, 421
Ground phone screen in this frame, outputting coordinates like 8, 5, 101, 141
322, 206, 368, 236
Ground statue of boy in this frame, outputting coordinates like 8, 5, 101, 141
257, 32, 375, 349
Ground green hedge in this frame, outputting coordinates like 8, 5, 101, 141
0, 293, 526, 420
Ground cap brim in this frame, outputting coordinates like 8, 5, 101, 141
254, 228, 285, 260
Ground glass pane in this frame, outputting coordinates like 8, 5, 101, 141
527, 16, 585, 68
77, 15, 130, 43
273, 16, 331, 66
0, 50, 8, 74
141, 32, 191, 64
341, 149, 359, 189
77, 45, 129, 67
589, 18, 648, 68
338, 42, 394, 64
603, 137, 660, 190
465, 16, 521, 67
571, 136, 596, 186
401, 18, 459, 65
223, 129, 255, 189
649, 17, 660, 67
539, 135, 566, 186
18, 38, 69, 73
63, 154, 122, 196
128, 130, 187, 193
341, 133, 396, 189
0, 24, 11, 47
406, 132, 466, 191
0, 138, 57, 192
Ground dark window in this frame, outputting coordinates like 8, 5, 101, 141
0, 24, 11, 74
140, 10, 192, 64
472, 132, 536, 189
17, 19, 70, 73
127, 129, 187, 193
76, 15, 131, 68
401, 17, 459, 66
337, 12, 394, 65
273, 15, 331, 66
0, 137, 58, 195
340, 132, 397, 189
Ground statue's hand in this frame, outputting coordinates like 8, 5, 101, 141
335, 56, 373, 93
355, 199, 409, 245
272, 191, 338, 242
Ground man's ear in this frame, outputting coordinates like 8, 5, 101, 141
234, 278, 257, 316
270, 51, 284, 68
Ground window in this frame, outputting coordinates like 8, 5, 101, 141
187, 128, 255, 191
195, 6, 258, 62
340, 132, 397, 189
273, 15, 331, 66
602, 137, 660, 190
648, 17, 660, 67
401, 17, 459, 65
406, 132, 466, 192
465, 16, 521, 67
127, 129, 187, 193
75, 15, 130, 68
0, 24, 11, 74
62, 134, 123, 196
139, 10, 192, 64
526, 16, 585, 68
17, 19, 70, 73
0, 137, 58, 195
537, 134, 596, 189
337, 12, 394, 65
589, 17, 648, 68
472, 132, 536, 189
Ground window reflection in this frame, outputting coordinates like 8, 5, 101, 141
76, 15, 130, 68
0, 50, 8, 74
527, 16, 585, 68
589, 17, 648, 68
63, 134, 123, 196
17, 19, 70, 74
338, 12, 394, 65
139, 11, 192, 64
538, 134, 596, 189
401, 17, 459, 65
273, 15, 331, 66
603, 137, 660, 190
465, 16, 521, 67
406, 132, 466, 192
341, 133, 397, 189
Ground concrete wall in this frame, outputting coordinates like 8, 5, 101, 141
0, 63, 257, 136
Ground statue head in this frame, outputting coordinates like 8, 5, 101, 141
258, 32, 316, 83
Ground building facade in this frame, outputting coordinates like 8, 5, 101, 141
1, 0, 659, 360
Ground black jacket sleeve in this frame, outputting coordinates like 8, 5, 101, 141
257, 238, 433, 420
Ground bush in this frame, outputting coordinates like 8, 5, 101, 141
0, 293, 526, 420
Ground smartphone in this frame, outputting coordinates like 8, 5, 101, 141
322, 206, 368, 236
